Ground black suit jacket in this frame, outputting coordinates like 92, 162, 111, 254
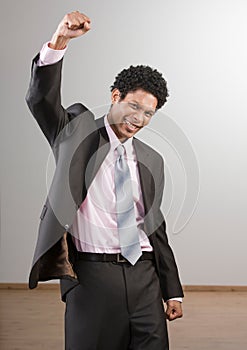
26, 55, 184, 302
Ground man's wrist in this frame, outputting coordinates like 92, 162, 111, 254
38, 42, 67, 67
166, 297, 183, 303
49, 34, 70, 50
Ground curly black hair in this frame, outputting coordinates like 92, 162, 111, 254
110, 65, 169, 110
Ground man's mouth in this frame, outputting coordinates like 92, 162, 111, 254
123, 118, 139, 131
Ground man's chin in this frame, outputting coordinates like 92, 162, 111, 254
121, 129, 138, 140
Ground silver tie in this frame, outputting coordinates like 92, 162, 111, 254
115, 144, 142, 265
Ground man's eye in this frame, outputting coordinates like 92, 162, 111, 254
129, 103, 139, 110
145, 112, 153, 118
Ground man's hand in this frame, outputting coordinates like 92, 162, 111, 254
49, 11, 91, 50
165, 300, 183, 321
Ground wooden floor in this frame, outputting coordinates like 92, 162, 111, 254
0, 289, 246, 349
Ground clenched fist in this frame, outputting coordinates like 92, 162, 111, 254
165, 300, 183, 321
49, 11, 91, 50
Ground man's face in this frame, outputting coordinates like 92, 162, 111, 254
107, 88, 158, 142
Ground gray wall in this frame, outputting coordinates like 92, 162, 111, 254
1, 0, 246, 285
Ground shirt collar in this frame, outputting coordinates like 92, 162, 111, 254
104, 115, 134, 157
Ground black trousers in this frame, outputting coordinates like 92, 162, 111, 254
65, 259, 169, 350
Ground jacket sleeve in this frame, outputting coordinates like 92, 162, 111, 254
155, 158, 184, 300
25, 54, 70, 146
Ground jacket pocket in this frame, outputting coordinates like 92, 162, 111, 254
40, 205, 48, 220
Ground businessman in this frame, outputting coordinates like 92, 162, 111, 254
26, 11, 183, 350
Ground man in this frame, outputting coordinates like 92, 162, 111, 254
26, 11, 183, 350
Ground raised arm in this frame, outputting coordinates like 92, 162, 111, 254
25, 11, 91, 146
49, 11, 91, 50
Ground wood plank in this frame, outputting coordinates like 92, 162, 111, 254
1, 283, 247, 292
183, 285, 247, 292
0, 283, 60, 290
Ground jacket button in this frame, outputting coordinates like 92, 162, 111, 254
64, 224, 69, 231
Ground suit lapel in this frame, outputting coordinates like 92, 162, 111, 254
133, 138, 154, 215
84, 116, 110, 191
133, 138, 157, 238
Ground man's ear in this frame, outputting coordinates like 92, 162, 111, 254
111, 88, 121, 104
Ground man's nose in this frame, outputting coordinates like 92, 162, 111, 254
132, 111, 144, 124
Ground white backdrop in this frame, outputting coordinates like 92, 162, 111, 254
0, 0, 246, 285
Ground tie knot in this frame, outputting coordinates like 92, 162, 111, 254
116, 144, 125, 157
